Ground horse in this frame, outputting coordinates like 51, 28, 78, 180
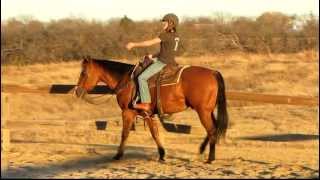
74, 57, 228, 163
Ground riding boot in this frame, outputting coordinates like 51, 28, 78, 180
133, 103, 152, 112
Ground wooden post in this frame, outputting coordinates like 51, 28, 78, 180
1, 94, 10, 177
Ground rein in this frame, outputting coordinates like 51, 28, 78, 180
77, 64, 136, 105
82, 93, 114, 105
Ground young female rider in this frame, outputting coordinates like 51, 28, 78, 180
125, 13, 180, 112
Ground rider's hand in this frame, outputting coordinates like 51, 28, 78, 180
148, 54, 157, 62
126, 42, 135, 50
147, 54, 153, 59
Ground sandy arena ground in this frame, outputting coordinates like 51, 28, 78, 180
1, 52, 319, 178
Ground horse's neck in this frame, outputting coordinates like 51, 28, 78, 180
117, 73, 132, 89
100, 67, 130, 90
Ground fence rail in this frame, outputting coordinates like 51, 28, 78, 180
226, 91, 318, 106
1, 84, 318, 106
1, 83, 318, 176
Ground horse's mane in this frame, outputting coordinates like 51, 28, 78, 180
92, 58, 135, 75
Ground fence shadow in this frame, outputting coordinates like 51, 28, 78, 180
237, 133, 319, 142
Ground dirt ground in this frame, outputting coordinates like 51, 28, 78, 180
1, 51, 319, 178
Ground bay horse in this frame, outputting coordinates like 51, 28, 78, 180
74, 57, 228, 163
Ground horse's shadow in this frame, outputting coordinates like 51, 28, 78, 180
4, 145, 156, 178
237, 133, 319, 142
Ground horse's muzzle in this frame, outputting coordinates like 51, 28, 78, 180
73, 86, 87, 98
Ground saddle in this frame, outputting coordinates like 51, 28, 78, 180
130, 56, 189, 116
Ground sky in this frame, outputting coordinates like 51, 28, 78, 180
1, 0, 319, 22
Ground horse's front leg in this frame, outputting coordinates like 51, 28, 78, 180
145, 116, 166, 162
113, 109, 137, 160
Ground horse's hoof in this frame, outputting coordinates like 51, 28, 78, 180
158, 158, 166, 163
205, 160, 212, 164
112, 153, 123, 160
205, 159, 214, 164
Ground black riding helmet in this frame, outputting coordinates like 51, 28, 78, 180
161, 13, 179, 31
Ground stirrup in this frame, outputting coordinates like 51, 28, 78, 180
141, 109, 152, 117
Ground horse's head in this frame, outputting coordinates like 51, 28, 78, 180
74, 57, 134, 98
74, 57, 100, 98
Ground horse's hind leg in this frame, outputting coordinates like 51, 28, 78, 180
207, 114, 217, 163
196, 108, 217, 163
113, 109, 136, 160
198, 135, 209, 161
199, 136, 209, 154
145, 117, 165, 162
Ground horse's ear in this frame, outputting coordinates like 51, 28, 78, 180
86, 55, 91, 60
83, 55, 92, 64
82, 58, 88, 64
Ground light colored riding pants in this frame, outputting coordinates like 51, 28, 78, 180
138, 60, 166, 103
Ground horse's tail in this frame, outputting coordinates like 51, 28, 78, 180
213, 71, 229, 142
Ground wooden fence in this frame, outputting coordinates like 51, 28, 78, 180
1, 83, 318, 175
1, 84, 318, 106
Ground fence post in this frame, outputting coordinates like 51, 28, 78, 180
1, 94, 10, 177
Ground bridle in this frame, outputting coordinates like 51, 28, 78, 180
73, 63, 137, 105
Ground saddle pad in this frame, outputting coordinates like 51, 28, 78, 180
148, 65, 190, 88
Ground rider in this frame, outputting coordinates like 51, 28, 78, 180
126, 13, 180, 112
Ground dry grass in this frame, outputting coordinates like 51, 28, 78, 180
1, 51, 318, 120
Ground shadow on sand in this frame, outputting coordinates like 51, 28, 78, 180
237, 133, 319, 142
3, 144, 159, 178
2, 142, 198, 179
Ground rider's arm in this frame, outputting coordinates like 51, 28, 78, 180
151, 52, 160, 58
126, 38, 161, 50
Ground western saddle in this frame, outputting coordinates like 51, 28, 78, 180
130, 56, 189, 117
